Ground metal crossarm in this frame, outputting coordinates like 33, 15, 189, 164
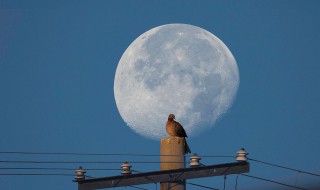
77, 161, 249, 190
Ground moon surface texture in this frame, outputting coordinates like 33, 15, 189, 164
114, 24, 239, 140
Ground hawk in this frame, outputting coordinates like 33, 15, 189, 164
166, 114, 191, 154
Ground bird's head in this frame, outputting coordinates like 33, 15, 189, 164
168, 114, 175, 121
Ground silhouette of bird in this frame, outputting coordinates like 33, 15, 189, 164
166, 114, 191, 154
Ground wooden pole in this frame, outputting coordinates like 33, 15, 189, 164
160, 136, 186, 190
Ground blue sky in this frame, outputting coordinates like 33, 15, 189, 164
0, 1, 320, 190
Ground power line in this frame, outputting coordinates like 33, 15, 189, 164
235, 175, 239, 190
0, 151, 176, 156
167, 183, 191, 190
248, 158, 320, 177
0, 160, 186, 164
2, 151, 318, 177
240, 174, 309, 190
0, 151, 233, 158
0, 167, 122, 171
3, 151, 319, 190
131, 169, 144, 174
186, 182, 220, 190
0, 173, 73, 176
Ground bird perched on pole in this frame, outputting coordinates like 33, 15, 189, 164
166, 114, 191, 154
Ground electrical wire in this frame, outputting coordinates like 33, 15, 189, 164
234, 175, 238, 190
0, 151, 233, 158
248, 158, 320, 177
2, 151, 318, 177
131, 169, 144, 174
295, 171, 301, 187
167, 183, 180, 190
0, 173, 74, 176
240, 174, 309, 190
0, 160, 186, 164
2, 150, 319, 190
0, 151, 179, 157
84, 175, 96, 179
0, 167, 122, 171
186, 182, 220, 190
0, 172, 311, 190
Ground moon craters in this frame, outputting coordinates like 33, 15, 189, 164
114, 24, 239, 140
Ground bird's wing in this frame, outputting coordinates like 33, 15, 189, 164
175, 121, 188, 138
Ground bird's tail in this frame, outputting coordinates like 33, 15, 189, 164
185, 140, 191, 154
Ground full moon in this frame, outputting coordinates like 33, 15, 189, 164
114, 24, 239, 140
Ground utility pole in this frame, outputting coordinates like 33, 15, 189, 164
160, 136, 186, 190
74, 139, 249, 190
